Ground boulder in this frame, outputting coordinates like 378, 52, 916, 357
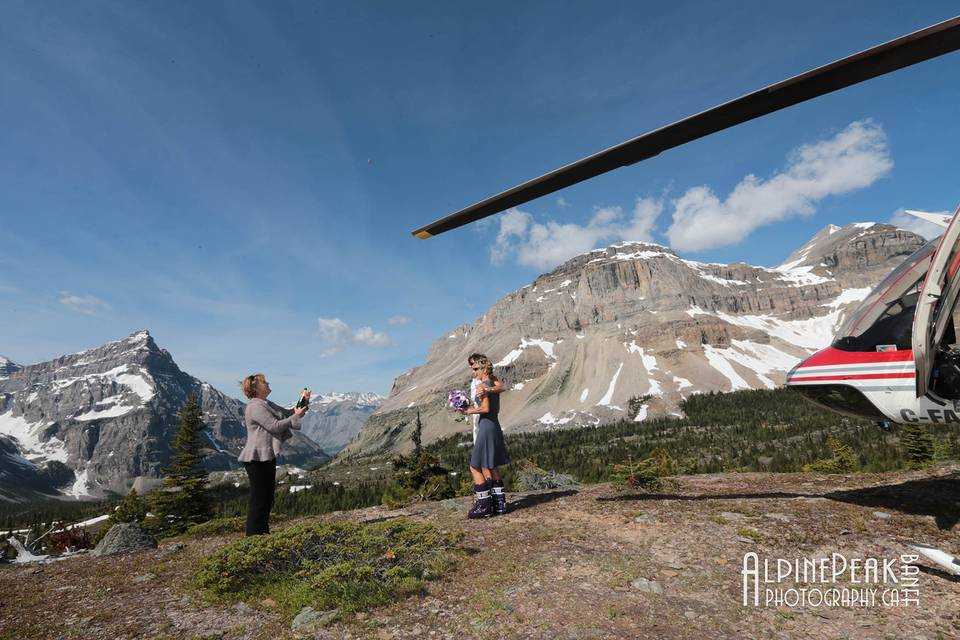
92, 523, 157, 556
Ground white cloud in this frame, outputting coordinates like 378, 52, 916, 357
316, 317, 391, 356
556, 197, 570, 208
888, 208, 949, 240
387, 315, 410, 326
491, 197, 662, 270
665, 120, 892, 251
59, 292, 110, 315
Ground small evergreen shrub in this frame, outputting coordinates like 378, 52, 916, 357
802, 435, 860, 473
608, 453, 678, 492
110, 488, 148, 525
900, 423, 935, 469
381, 452, 455, 508
194, 519, 462, 616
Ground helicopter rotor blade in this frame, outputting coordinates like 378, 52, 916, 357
413, 16, 960, 239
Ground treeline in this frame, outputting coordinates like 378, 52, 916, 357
425, 388, 960, 485
208, 479, 384, 519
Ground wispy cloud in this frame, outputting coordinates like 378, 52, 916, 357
317, 317, 391, 357
59, 291, 111, 315
888, 208, 948, 240
490, 120, 893, 270
387, 315, 410, 326
491, 198, 662, 270
556, 197, 570, 208
665, 120, 892, 251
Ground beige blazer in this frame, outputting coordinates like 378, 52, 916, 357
238, 398, 303, 462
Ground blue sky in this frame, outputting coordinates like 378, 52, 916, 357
1, 1, 958, 401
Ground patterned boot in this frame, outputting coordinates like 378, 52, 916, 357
491, 479, 507, 515
467, 482, 493, 519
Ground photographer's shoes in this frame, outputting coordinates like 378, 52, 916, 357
467, 482, 493, 519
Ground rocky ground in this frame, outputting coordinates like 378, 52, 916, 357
3, 467, 960, 640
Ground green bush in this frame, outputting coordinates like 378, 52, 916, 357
194, 519, 462, 616
608, 453, 677, 492
802, 434, 860, 473
110, 488, 147, 525
381, 452, 455, 507
184, 513, 289, 538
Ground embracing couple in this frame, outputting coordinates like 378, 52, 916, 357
461, 353, 511, 519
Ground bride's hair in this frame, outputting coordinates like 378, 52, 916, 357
472, 355, 493, 376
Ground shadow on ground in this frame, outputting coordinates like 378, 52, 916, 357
596, 472, 960, 530
508, 488, 579, 512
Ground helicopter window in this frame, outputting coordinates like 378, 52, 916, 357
832, 238, 938, 352
832, 296, 917, 352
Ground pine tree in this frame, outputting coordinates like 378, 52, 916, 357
413, 410, 423, 457
148, 394, 213, 534
901, 423, 935, 469
110, 488, 147, 524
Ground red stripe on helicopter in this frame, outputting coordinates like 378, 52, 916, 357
787, 372, 915, 382
795, 346, 913, 368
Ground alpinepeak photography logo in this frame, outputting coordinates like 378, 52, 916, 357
742, 552, 921, 608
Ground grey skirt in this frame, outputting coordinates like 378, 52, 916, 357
471, 417, 511, 469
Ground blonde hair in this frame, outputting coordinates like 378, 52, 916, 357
240, 373, 266, 399
472, 355, 493, 377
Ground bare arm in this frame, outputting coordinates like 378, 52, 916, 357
465, 394, 489, 415
475, 376, 505, 399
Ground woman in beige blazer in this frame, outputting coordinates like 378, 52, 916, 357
239, 373, 308, 535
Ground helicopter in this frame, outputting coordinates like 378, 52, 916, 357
412, 16, 960, 427
411, 16, 960, 576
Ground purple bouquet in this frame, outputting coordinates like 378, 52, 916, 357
447, 389, 472, 413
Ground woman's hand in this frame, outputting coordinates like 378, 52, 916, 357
294, 406, 307, 418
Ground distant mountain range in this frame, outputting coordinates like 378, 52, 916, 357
340, 222, 926, 458
0, 331, 333, 502
300, 392, 384, 454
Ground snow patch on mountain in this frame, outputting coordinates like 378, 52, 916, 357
0, 412, 66, 463
312, 392, 384, 406
597, 362, 624, 407
495, 337, 557, 366
702, 345, 753, 390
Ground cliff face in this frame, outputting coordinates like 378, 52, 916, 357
0, 331, 329, 501
341, 223, 926, 458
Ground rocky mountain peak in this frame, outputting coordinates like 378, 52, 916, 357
0, 356, 20, 378
778, 222, 926, 288
0, 330, 328, 501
